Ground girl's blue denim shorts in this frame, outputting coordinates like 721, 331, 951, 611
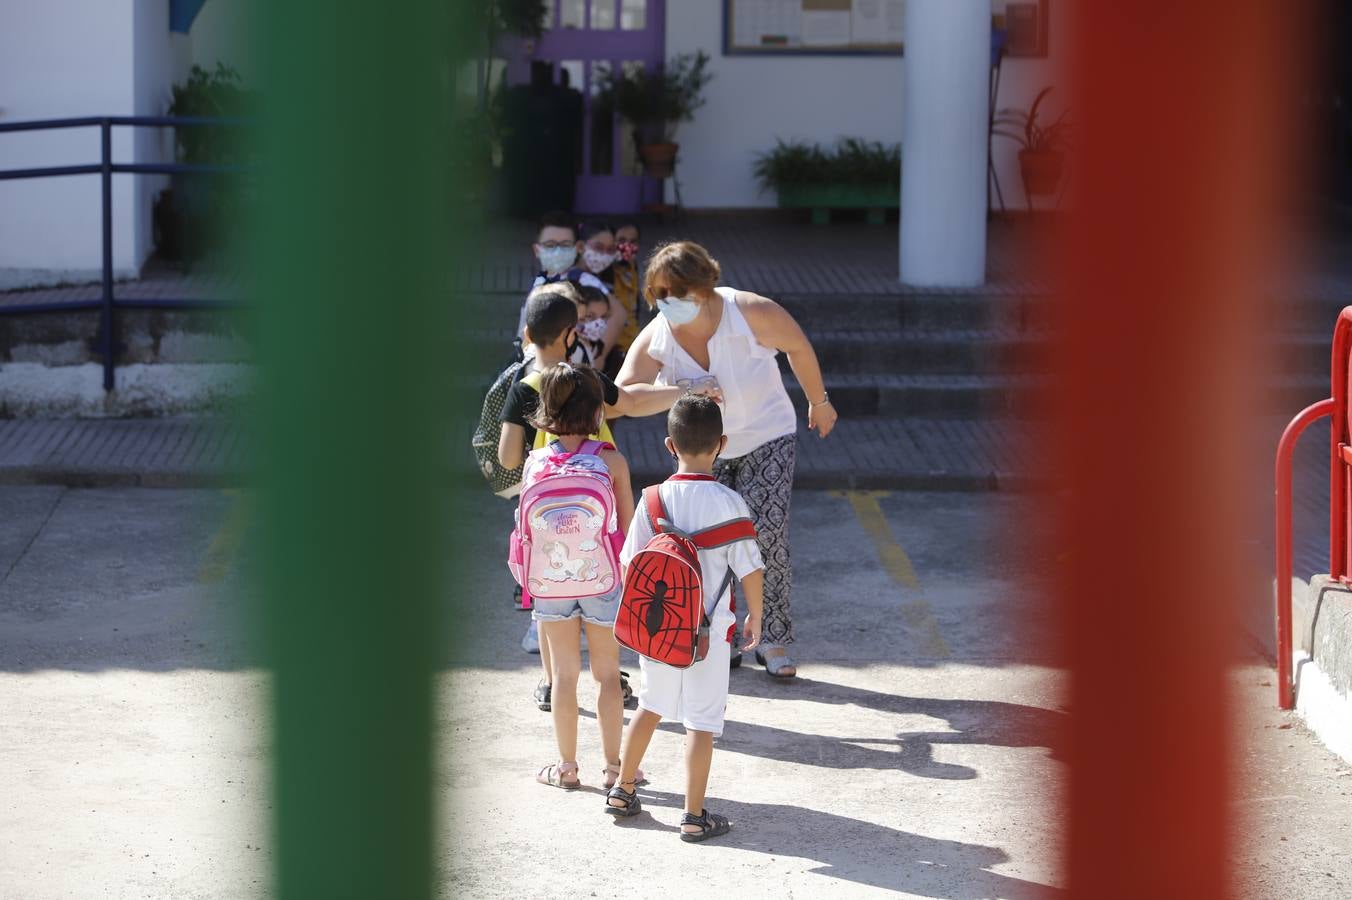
530, 585, 621, 627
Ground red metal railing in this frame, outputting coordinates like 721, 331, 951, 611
1274, 306, 1352, 709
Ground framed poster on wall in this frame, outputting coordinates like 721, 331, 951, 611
723, 0, 1050, 57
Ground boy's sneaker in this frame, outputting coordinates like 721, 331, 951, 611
533, 679, 551, 711
521, 619, 540, 654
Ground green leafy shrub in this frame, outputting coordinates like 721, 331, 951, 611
596, 52, 713, 143
167, 63, 255, 165
752, 137, 901, 192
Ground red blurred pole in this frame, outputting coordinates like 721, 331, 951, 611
1054, 3, 1301, 897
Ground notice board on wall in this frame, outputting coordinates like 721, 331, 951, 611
723, 0, 1050, 57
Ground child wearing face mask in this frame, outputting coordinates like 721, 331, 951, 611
575, 221, 632, 371
520, 211, 609, 354
576, 285, 617, 378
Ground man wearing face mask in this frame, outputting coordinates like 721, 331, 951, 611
517, 212, 612, 361
617, 240, 837, 679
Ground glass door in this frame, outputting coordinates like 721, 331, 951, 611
499, 0, 666, 215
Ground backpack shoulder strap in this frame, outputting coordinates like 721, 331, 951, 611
691, 517, 758, 549
642, 486, 671, 534
580, 439, 614, 456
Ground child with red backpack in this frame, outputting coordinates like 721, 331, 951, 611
509, 363, 643, 791
605, 395, 765, 842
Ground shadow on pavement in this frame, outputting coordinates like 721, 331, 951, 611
610, 787, 1063, 899
699, 676, 1066, 779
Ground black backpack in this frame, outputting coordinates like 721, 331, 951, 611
471, 359, 530, 496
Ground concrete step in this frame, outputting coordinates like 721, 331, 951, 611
609, 414, 1042, 492
782, 328, 1047, 376
456, 289, 1056, 333
784, 373, 1044, 418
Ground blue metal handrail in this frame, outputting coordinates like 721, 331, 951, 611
0, 115, 253, 389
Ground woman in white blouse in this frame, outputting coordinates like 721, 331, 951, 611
617, 241, 837, 677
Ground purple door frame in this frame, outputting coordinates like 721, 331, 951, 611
498, 0, 666, 215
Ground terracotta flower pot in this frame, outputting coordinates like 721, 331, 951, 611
1019, 149, 1065, 196
638, 142, 679, 179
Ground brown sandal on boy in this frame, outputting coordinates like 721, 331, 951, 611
536, 761, 581, 790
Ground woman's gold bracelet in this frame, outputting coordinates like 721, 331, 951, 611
810, 393, 832, 408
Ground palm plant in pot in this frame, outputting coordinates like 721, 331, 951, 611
994, 86, 1072, 197
596, 51, 712, 179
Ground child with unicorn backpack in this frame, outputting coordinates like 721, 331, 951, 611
508, 362, 644, 791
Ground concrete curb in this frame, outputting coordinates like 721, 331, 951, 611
0, 466, 245, 489
1291, 575, 1352, 765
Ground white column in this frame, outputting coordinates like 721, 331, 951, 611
899, 0, 988, 288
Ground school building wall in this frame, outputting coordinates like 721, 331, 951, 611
0, 0, 239, 290
664, 0, 1069, 212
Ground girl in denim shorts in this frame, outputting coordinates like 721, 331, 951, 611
525, 364, 643, 791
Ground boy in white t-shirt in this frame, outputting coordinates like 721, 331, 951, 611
606, 395, 765, 842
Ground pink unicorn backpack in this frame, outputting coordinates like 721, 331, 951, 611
508, 439, 623, 602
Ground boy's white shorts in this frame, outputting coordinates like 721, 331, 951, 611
636, 636, 732, 736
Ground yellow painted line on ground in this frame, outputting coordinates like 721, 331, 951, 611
836, 490, 951, 658
197, 489, 250, 584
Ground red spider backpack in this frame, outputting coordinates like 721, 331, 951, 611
615, 484, 757, 669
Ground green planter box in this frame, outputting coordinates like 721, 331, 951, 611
777, 183, 899, 224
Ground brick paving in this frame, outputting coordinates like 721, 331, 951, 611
449, 214, 1055, 297
0, 418, 247, 487
1, 213, 1059, 310
5, 210, 1351, 309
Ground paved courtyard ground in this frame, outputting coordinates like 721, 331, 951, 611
2, 485, 1351, 898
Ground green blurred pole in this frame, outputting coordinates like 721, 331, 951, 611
253, 2, 462, 897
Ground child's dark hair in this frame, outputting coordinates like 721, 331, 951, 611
578, 220, 614, 243
538, 210, 577, 238
668, 394, 723, 456
524, 283, 580, 347
530, 364, 605, 436
577, 284, 610, 309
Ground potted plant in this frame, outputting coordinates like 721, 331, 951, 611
994, 86, 1072, 198
159, 63, 254, 262
597, 51, 713, 179
752, 137, 901, 224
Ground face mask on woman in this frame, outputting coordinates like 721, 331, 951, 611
656, 295, 701, 326
578, 318, 607, 341
616, 240, 639, 263
537, 245, 577, 275
582, 248, 617, 274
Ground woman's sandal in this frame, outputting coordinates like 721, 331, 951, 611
679, 809, 731, 843
604, 780, 642, 818
602, 763, 647, 790
536, 761, 581, 790
755, 646, 798, 678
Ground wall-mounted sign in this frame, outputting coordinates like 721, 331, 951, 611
724, 0, 1050, 57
